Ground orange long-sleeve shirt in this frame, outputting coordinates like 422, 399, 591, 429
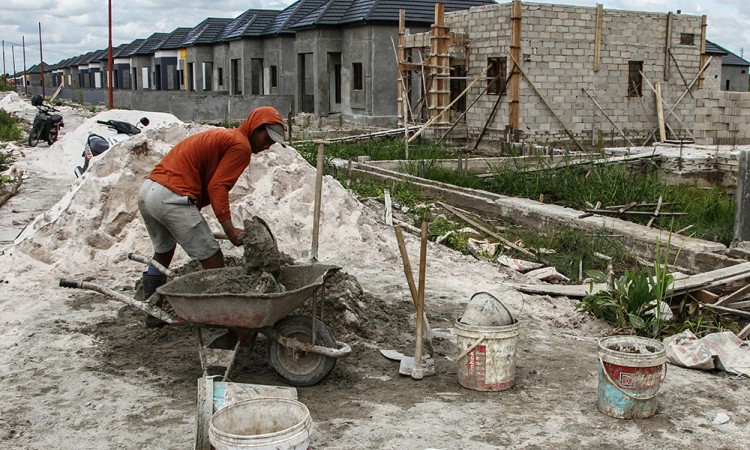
147, 107, 284, 222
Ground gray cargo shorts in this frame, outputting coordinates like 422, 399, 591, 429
138, 179, 220, 261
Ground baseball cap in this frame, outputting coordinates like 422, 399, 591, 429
265, 123, 286, 147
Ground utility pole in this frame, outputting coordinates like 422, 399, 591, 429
22, 36, 28, 95
12, 44, 17, 92
108, 0, 114, 108
2, 40, 6, 90
39, 22, 45, 97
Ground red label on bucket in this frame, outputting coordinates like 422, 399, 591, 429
464, 344, 513, 391
604, 362, 662, 391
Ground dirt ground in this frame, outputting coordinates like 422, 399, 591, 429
0, 93, 748, 449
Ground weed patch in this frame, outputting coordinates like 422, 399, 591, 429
0, 110, 23, 142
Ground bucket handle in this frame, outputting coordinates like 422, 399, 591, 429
599, 356, 668, 401
449, 335, 486, 362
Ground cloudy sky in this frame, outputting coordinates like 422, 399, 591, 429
1, 0, 749, 72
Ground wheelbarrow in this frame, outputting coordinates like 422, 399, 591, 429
59, 260, 351, 387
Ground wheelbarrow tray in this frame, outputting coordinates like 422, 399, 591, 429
157, 263, 340, 329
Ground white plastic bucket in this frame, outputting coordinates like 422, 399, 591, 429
454, 319, 520, 391
597, 336, 666, 419
209, 398, 312, 450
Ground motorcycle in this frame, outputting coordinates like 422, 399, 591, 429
28, 94, 64, 147
74, 116, 149, 178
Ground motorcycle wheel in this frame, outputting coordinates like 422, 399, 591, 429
48, 127, 59, 145
28, 126, 41, 147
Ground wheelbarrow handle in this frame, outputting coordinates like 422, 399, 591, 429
127, 253, 175, 278
59, 278, 181, 325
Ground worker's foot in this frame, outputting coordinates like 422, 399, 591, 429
144, 314, 167, 328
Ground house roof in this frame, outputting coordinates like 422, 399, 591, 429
706, 40, 750, 67
120, 39, 147, 57
158, 27, 192, 50
290, 0, 496, 29
181, 18, 233, 46
132, 32, 170, 56
265, 0, 329, 35
221, 9, 280, 41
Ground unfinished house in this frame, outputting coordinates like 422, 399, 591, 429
152, 28, 191, 91
284, 0, 494, 125
401, 1, 750, 148
129, 33, 169, 91
214, 9, 280, 96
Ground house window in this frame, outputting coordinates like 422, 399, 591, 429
353, 63, 363, 91
726, 80, 730, 90
334, 64, 342, 104
627, 61, 643, 97
218, 68, 223, 87
680, 33, 695, 45
270, 65, 278, 88
231, 59, 241, 94
487, 57, 507, 95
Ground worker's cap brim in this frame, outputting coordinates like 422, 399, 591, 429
266, 123, 286, 148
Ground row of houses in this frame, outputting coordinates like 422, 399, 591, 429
10, 1, 750, 145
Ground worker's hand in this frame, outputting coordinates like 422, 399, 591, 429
220, 220, 244, 247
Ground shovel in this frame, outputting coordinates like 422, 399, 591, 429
398, 221, 435, 379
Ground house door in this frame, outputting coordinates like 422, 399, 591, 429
328, 52, 342, 113
298, 53, 315, 113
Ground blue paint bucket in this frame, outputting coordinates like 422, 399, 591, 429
597, 336, 666, 419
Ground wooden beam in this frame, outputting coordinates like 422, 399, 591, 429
715, 283, 750, 306
702, 303, 750, 319
664, 12, 672, 81
699, 15, 707, 88
509, 0, 522, 131
594, 4, 603, 72
668, 49, 694, 100
655, 82, 667, 141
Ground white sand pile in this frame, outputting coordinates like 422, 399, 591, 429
10, 120, 536, 319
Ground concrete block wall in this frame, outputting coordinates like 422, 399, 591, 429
445, 3, 707, 149
693, 90, 750, 145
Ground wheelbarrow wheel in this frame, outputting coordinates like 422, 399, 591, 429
267, 315, 337, 387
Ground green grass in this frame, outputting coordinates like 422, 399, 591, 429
484, 157, 735, 245
0, 110, 22, 142
296, 137, 456, 162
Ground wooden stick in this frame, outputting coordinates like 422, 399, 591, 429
437, 201, 536, 258
413, 221, 428, 379
668, 49, 694, 100
584, 209, 686, 217
702, 303, 750, 319
618, 201, 638, 213
715, 283, 750, 306
580, 87, 637, 148
640, 71, 695, 142
738, 322, 750, 340
507, 51, 586, 153
394, 225, 432, 340
646, 195, 663, 228
310, 143, 324, 261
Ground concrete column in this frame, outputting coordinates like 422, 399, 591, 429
734, 150, 750, 242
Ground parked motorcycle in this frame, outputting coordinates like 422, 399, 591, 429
28, 94, 64, 147
74, 117, 149, 178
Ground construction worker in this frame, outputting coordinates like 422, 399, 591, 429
137, 106, 286, 326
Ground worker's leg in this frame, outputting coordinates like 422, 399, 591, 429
199, 249, 225, 270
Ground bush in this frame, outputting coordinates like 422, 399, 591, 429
0, 110, 22, 142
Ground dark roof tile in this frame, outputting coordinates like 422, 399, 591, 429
181, 18, 233, 46
706, 40, 749, 66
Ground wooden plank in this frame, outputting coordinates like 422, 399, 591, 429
618, 201, 638, 213
670, 262, 750, 294
655, 82, 667, 141
584, 209, 686, 217
508, 282, 608, 297
726, 299, 750, 310
594, 4, 603, 72
691, 289, 719, 304
664, 12, 672, 81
